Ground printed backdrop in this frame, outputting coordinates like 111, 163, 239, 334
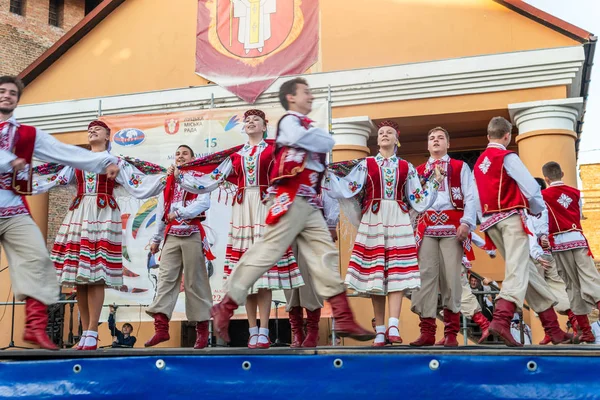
98, 102, 328, 322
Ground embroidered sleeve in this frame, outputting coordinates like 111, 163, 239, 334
172, 193, 211, 220
32, 164, 74, 194
115, 159, 167, 199
405, 162, 439, 213
323, 159, 367, 199
179, 157, 233, 194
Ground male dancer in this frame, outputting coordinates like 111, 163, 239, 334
0, 76, 119, 350
145, 145, 213, 349
411, 127, 476, 347
210, 78, 374, 343
542, 161, 600, 344
473, 117, 571, 347
285, 192, 338, 348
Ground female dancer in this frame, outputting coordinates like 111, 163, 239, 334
33, 120, 166, 350
325, 120, 442, 346
178, 109, 303, 349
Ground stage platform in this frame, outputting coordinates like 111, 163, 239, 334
0, 346, 598, 399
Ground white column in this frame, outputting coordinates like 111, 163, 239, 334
331, 116, 373, 147
508, 97, 583, 187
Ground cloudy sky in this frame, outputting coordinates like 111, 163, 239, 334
524, 0, 599, 166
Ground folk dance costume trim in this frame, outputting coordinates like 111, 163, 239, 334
326, 153, 439, 295
178, 138, 303, 293
33, 158, 166, 288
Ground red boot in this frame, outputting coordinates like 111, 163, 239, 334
210, 295, 239, 343
302, 308, 321, 348
472, 312, 490, 344
538, 308, 573, 344
567, 310, 579, 339
22, 298, 58, 350
144, 313, 170, 347
327, 293, 375, 341
194, 320, 209, 349
288, 307, 304, 348
488, 299, 523, 347
434, 337, 445, 346
538, 334, 552, 345
409, 318, 436, 347
443, 310, 460, 347
575, 314, 596, 344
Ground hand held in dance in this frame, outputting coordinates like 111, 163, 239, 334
167, 212, 178, 222
540, 235, 550, 250
329, 228, 338, 242
149, 242, 160, 254
456, 223, 469, 242
105, 163, 119, 179
537, 256, 552, 270
10, 157, 26, 172
167, 164, 176, 176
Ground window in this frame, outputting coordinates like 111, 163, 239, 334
9, 0, 24, 15
448, 150, 482, 170
49, 0, 64, 27
85, 0, 102, 15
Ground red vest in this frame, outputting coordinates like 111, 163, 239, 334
10, 125, 36, 195
229, 142, 274, 204
416, 157, 465, 210
542, 184, 583, 235
162, 175, 206, 225
69, 170, 118, 210
362, 156, 409, 214
474, 146, 528, 215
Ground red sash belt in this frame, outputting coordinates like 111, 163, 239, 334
415, 210, 475, 261
548, 230, 594, 258
265, 169, 319, 225
482, 210, 533, 253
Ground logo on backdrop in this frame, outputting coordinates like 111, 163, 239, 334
113, 128, 146, 146
196, 0, 319, 103
164, 118, 180, 135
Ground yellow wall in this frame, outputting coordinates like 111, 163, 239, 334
581, 164, 600, 258
21, 0, 578, 105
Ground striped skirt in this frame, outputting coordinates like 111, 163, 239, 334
345, 200, 420, 295
51, 195, 123, 289
223, 187, 303, 294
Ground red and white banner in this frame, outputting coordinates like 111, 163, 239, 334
196, 0, 319, 103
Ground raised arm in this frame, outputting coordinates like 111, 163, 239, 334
405, 162, 439, 213
33, 130, 117, 174
179, 157, 233, 194
115, 159, 166, 199
32, 165, 74, 194
323, 159, 367, 199
277, 116, 334, 154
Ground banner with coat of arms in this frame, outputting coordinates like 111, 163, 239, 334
97, 102, 329, 323
196, 0, 319, 103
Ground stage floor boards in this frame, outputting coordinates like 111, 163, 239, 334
1, 344, 600, 360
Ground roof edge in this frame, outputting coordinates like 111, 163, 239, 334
18, 0, 126, 86
494, 0, 593, 43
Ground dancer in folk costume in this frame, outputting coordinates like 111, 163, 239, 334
434, 232, 495, 345
210, 78, 374, 343
144, 145, 214, 349
528, 177, 577, 345
177, 109, 303, 349
410, 127, 476, 347
285, 191, 339, 348
326, 120, 443, 346
33, 120, 166, 350
0, 76, 120, 350
542, 161, 600, 344
473, 117, 572, 347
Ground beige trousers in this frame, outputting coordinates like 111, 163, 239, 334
228, 197, 345, 306
534, 257, 571, 315
284, 242, 324, 312
486, 215, 556, 311
146, 233, 212, 322
460, 266, 481, 318
0, 215, 59, 305
411, 236, 463, 318
554, 248, 600, 315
